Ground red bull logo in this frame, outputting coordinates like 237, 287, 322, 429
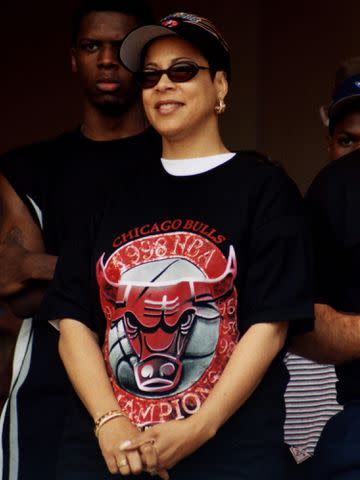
97, 244, 236, 393
96, 231, 239, 427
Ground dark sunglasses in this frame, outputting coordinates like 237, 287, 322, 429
134, 61, 211, 89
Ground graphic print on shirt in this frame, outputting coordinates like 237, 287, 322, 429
96, 230, 239, 427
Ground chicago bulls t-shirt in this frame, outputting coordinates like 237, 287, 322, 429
41, 151, 313, 459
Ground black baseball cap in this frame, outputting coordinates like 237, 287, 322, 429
328, 74, 360, 120
119, 12, 231, 81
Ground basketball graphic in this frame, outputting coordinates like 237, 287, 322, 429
97, 231, 239, 427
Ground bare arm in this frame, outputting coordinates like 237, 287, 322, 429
291, 303, 360, 364
58, 319, 164, 478
194, 321, 288, 430
121, 321, 288, 470
59, 319, 123, 419
0, 174, 57, 316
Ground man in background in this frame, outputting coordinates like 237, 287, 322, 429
284, 57, 360, 478
292, 62, 360, 478
0, 1, 159, 478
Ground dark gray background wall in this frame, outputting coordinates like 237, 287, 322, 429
258, 0, 360, 191
2, 0, 360, 191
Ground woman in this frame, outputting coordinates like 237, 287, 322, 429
43, 12, 313, 480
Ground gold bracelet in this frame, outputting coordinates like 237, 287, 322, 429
94, 410, 126, 438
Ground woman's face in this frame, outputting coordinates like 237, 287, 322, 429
141, 36, 227, 143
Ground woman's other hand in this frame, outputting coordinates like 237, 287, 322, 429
120, 416, 214, 472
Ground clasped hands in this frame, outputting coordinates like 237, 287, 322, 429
98, 416, 210, 479
118, 436, 168, 479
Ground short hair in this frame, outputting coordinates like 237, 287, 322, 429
72, 0, 155, 46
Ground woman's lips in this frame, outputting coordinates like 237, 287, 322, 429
155, 101, 184, 115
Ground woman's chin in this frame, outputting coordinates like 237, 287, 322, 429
151, 124, 186, 143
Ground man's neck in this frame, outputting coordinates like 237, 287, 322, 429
81, 101, 148, 141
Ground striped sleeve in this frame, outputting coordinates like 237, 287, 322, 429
284, 353, 342, 455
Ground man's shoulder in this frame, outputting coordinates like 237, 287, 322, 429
0, 130, 78, 163
0, 130, 80, 200
307, 150, 360, 201
313, 150, 360, 183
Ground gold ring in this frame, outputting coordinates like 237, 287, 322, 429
118, 458, 128, 467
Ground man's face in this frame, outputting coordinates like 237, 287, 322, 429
72, 11, 140, 114
328, 111, 360, 161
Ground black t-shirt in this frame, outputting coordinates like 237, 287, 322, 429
0, 128, 162, 477
41, 152, 313, 454
305, 149, 360, 405
0, 128, 161, 255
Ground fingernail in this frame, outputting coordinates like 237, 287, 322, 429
119, 440, 132, 450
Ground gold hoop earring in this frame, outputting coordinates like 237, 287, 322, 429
215, 98, 226, 115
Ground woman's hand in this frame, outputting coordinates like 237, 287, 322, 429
97, 416, 159, 476
119, 323, 288, 474
120, 416, 214, 471
58, 319, 169, 478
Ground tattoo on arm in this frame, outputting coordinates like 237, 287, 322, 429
3, 226, 25, 246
